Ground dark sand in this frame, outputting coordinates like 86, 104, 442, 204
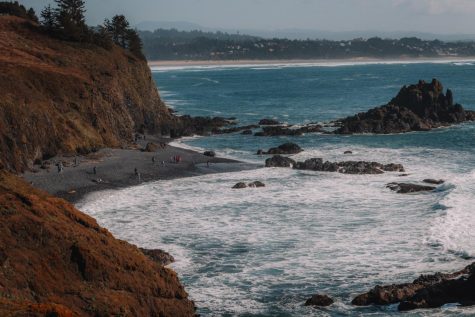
23, 136, 259, 203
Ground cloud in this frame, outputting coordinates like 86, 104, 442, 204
391, 0, 475, 15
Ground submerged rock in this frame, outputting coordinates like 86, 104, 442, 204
423, 179, 445, 185
344, 150, 353, 154
352, 262, 475, 311
232, 182, 248, 189
203, 151, 216, 157
259, 118, 280, 125
248, 181, 265, 188
265, 155, 296, 168
255, 124, 322, 136
387, 182, 436, 193
305, 294, 334, 307
335, 79, 475, 134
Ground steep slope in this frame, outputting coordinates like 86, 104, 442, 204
0, 171, 196, 316
0, 16, 178, 172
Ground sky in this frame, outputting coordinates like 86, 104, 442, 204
19, 0, 475, 35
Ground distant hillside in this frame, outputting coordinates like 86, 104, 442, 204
141, 28, 475, 61
0, 16, 181, 172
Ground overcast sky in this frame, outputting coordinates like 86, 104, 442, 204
19, 0, 475, 34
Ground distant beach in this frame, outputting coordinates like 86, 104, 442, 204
148, 57, 475, 69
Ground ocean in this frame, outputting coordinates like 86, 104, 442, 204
79, 61, 475, 316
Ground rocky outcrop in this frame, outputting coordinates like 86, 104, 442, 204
305, 294, 334, 307
387, 182, 436, 193
352, 262, 475, 311
259, 142, 303, 155
265, 155, 296, 167
423, 179, 445, 185
213, 124, 259, 134
255, 124, 322, 136
293, 158, 404, 174
335, 79, 475, 134
259, 118, 280, 125
140, 248, 175, 266
232, 181, 266, 189
0, 171, 195, 316
143, 142, 159, 152
265, 155, 404, 174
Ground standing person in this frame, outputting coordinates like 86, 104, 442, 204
134, 167, 138, 176
74, 156, 79, 167
207, 160, 210, 168
152, 156, 155, 164
93, 166, 97, 175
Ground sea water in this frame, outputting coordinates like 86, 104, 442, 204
79, 61, 475, 316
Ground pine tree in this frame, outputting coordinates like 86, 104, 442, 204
127, 29, 145, 59
54, 0, 88, 40
40, 5, 55, 29
108, 15, 130, 48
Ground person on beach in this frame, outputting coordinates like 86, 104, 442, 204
162, 160, 165, 166
93, 166, 97, 175
74, 156, 79, 167
207, 160, 210, 167
134, 167, 138, 176
152, 156, 155, 164
57, 162, 63, 173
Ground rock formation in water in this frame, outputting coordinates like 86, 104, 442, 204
335, 79, 475, 134
0, 171, 196, 316
352, 262, 475, 311
259, 142, 303, 155
386, 182, 436, 193
265, 155, 404, 174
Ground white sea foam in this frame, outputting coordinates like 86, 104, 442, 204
78, 142, 475, 316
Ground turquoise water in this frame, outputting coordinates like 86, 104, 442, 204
80, 61, 475, 316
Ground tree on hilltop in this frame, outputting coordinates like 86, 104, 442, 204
54, 0, 88, 41
40, 5, 55, 29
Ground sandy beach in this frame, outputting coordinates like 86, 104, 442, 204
148, 57, 475, 68
23, 136, 258, 203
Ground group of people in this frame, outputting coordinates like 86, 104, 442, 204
170, 155, 182, 163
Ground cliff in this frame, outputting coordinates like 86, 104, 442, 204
0, 171, 196, 316
0, 16, 179, 172
335, 79, 475, 134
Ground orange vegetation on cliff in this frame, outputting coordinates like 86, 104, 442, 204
0, 171, 196, 316
0, 16, 178, 172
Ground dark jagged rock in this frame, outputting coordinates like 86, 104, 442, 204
248, 181, 265, 188
259, 118, 280, 125
344, 151, 353, 154
293, 159, 405, 174
265, 155, 296, 167
232, 182, 248, 189
139, 248, 175, 266
305, 294, 334, 307
263, 142, 303, 155
169, 116, 234, 138
423, 179, 445, 185
214, 124, 260, 134
387, 183, 436, 193
335, 79, 475, 134
255, 124, 322, 136
203, 151, 216, 157
242, 129, 253, 135
352, 262, 475, 312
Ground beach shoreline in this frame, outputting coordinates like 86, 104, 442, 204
23, 135, 259, 204
148, 56, 475, 69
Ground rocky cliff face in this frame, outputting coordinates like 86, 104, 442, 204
0, 16, 180, 172
335, 79, 475, 134
0, 171, 196, 316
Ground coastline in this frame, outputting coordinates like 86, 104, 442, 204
148, 56, 475, 69
23, 135, 259, 204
